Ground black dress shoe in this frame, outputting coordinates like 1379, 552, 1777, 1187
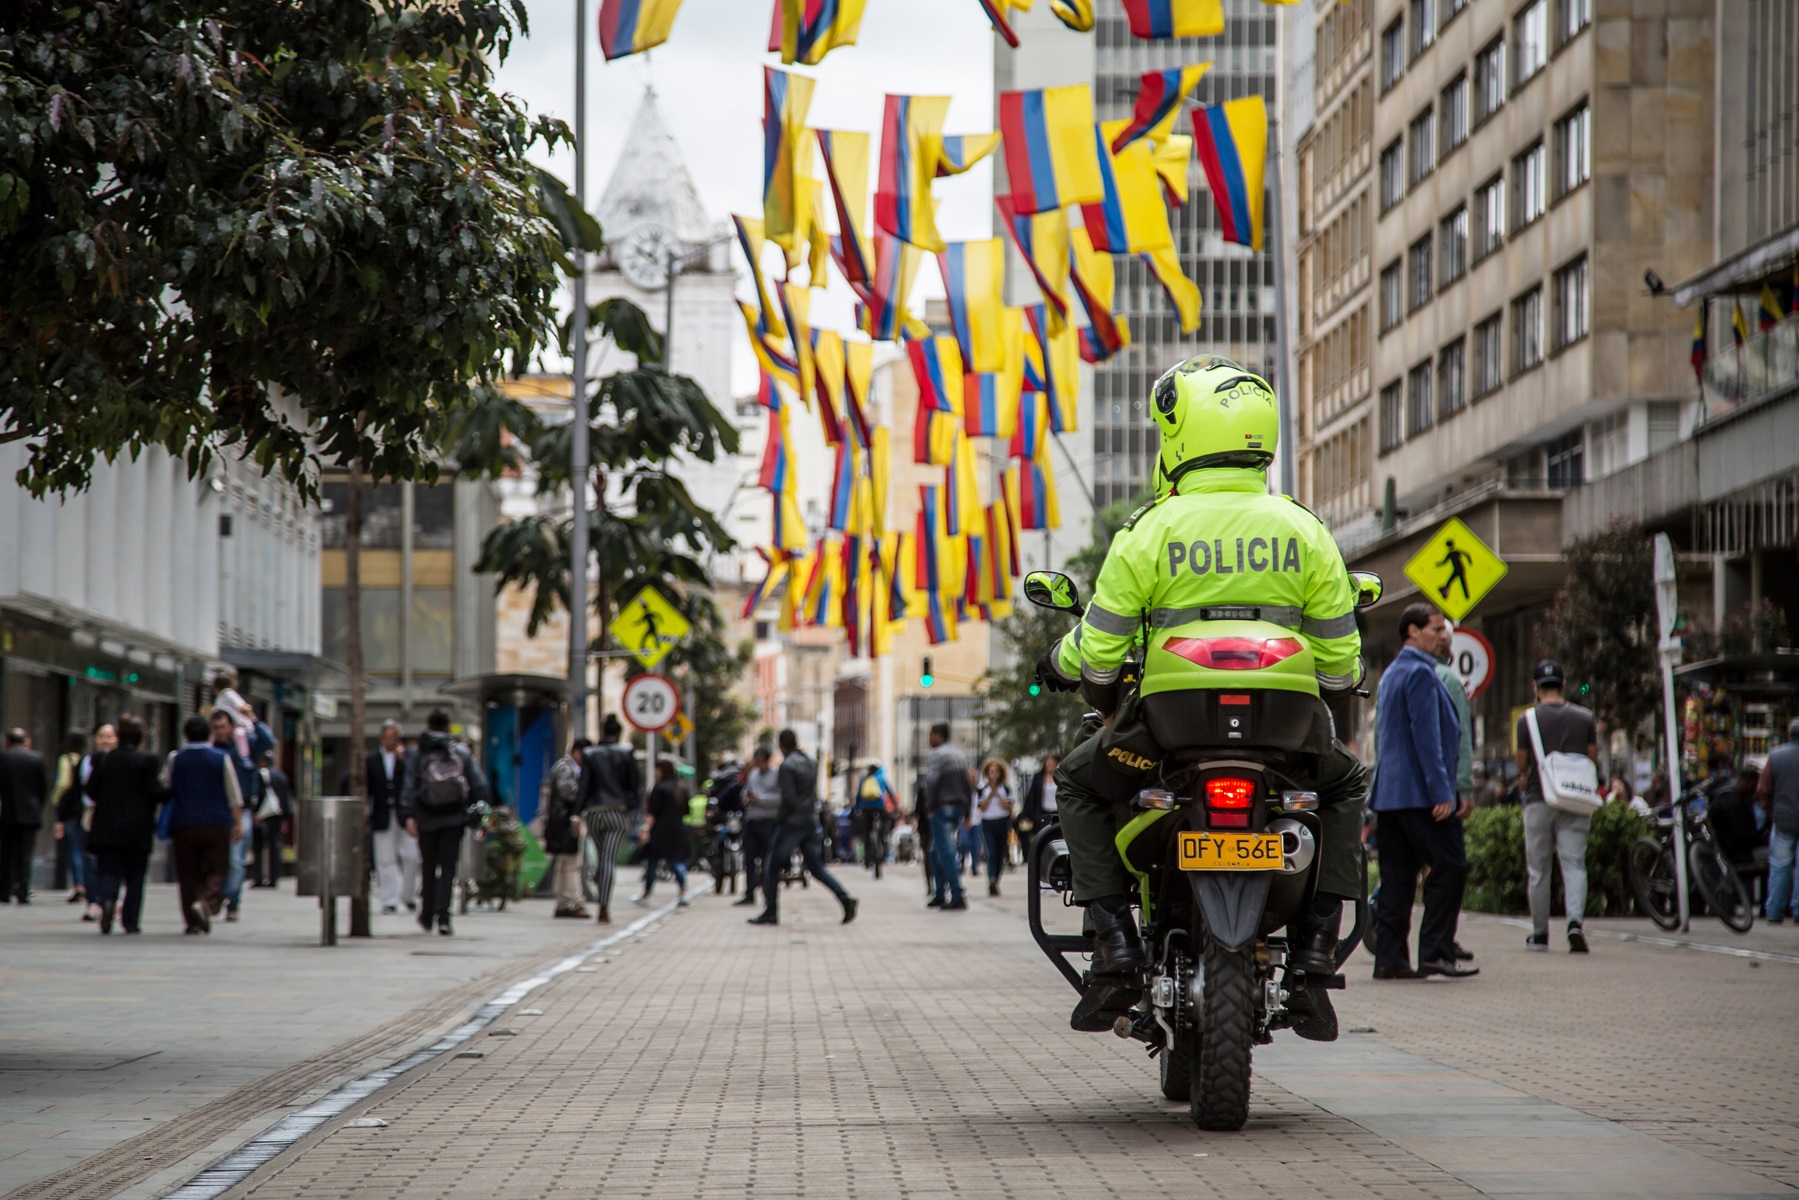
732, 895, 759, 907
840, 897, 858, 925
1418, 958, 1479, 978
926, 896, 945, 908
1288, 898, 1344, 976
1286, 982, 1338, 1042
1372, 964, 1421, 980
1088, 901, 1147, 976
1454, 942, 1475, 961
747, 914, 778, 925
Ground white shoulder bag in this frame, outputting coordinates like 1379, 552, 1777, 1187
1523, 708, 1602, 815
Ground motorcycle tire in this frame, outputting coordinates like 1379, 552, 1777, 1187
1628, 837, 1681, 931
1191, 941, 1255, 1132
1688, 839, 1755, 933
1158, 1028, 1196, 1102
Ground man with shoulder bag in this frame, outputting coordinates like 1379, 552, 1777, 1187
399, 711, 489, 936
1516, 660, 1601, 954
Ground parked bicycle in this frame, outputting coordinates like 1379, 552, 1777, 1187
1628, 791, 1755, 933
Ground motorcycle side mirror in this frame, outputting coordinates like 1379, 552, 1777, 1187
1022, 570, 1081, 614
1349, 571, 1383, 610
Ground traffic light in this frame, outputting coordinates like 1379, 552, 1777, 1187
1029, 682, 1042, 696
920, 656, 934, 688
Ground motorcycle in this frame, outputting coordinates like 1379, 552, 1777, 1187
1021, 567, 1381, 1132
705, 809, 746, 895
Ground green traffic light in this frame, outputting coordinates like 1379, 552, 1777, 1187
921, 673, 934, 688
1029, 683, 1041, 696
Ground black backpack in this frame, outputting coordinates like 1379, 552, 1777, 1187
417, 744, 470, 814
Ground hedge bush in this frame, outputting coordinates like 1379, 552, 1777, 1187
1460, 803, 1650, 917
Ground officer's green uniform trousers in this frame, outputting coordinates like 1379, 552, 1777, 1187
1052, 722, 1368, 905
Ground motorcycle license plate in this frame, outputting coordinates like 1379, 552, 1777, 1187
1178, 831, 1282, 871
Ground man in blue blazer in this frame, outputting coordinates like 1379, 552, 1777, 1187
1370, 603, 1477, 979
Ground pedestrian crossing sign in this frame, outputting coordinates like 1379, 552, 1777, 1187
1403, 517, 1508, 622
612, 586, 691, 669
668, 711, 694, 744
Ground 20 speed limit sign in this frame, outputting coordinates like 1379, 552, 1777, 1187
622, 673, 681, 734
1450, 627, 1495, 699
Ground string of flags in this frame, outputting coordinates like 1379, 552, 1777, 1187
595, 0, 1284, 655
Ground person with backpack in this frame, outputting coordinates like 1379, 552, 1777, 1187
852, 760, 897, 871
399, 710, 489, 936
1515, 659, 1600, 954
546, 737, 591, 919
579, 714, 641, 925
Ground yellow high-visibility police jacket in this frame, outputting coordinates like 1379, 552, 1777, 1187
1053, 468, 1360, 687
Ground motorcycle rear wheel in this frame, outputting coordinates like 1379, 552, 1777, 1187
1159, 1028, 1196, 1101
1191, 942, 1255, 1131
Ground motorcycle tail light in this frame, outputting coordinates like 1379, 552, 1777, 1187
1164, 636, 1305, 670
1205, 777, 1256, 809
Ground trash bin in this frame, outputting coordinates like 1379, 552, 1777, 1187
295, 796, 366, 944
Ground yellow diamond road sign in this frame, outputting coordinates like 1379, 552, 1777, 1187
613, 586, 691, 670
668, 711, 695, 744
1403, 517, 1508, 622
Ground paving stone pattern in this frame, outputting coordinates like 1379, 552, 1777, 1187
224, 868, 1798, 1200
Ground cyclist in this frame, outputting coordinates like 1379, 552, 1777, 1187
853, 760, 898, 872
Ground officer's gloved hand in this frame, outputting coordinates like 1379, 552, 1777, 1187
1035, 653, 1080, 693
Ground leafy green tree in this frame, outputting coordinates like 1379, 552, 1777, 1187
979, 495, 1146, 762
1539, 521, 1660, 737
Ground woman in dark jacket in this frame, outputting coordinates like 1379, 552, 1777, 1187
634, 758, 691, 908
82, 716, 167, 934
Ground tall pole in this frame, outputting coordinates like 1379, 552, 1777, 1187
1653, 534, 1690, 930
1266, 117, 1298, 497
662, 248, 677, 371
568, 0, 591, 739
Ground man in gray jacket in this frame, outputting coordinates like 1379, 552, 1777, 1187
1759, 718, 1799, 923
747, 730, 856, 927
735, 746, 782, 910
923, 723, 972, 910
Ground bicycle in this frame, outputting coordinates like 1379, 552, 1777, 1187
1628, 792, 1755, 933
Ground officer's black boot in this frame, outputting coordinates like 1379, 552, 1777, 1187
1069, 895, 1147, 1032
1286, 894, 1344, 1043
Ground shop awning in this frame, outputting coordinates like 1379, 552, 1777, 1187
1675, 648, 1799, 692
438, 673, 570, 708
1671, 222, 1799, 307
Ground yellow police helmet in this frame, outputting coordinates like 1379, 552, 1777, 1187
1151, 354, 1279, 485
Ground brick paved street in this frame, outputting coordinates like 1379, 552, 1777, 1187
115, 863, 1794, 1200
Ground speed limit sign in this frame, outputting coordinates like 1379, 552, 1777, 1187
621, 673, 681, 734
1450, 627, 1495, 699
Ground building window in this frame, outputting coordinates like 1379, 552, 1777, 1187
1474, 313, 1503, 396
1407, 235, 1433, 311
1381, 17, 1406, 90
1474, 37, 1506, 124
1512, 141, 1546, 229
1544, 429, 1584, 488
1409, 0, 1434, 59
1556, 0, 1590, 45
1439, 207, 1468, 286
1406, 361, 1434, 436
1554, 255, 1588, 349
1513, 0, 1548, 88
1379, 139, 1405, 211
1438, 339, 1467, 418
1441, 0, 1469, 29
1440, 74, 1469, 157
1554, 102, 1590, 198
1588, 410, 1627, 478
1380, 260, 1404, 331
1380, 381, 1405, 452
1647, 400, 1682, 453
1513, 286, 1544, 372
1408, 108, 1436, 185
1473, 174, 1505, 260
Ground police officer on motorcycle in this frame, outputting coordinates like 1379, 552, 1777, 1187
1036, 355, 1367, 1041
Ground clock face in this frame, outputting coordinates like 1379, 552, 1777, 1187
618, 225, 677, 290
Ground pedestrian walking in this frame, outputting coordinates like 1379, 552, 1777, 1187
399, 710, 488, 937
0, 729, 47, 905
1516, 660, 1599, 953
974, 760, 1014, 897
253, 752, 293, 888
1757, 718, 1799, 922
747, 730, 857, 927
1433, 642, 1477, 964
82, 716, 165, 934
165, 714, 244, 934
735, 746, 781, 910
365, 721, 419, 913
922, 722, 972, 911
634, 758, 692, 908
1709, 766, 1765, 868
580, 714, 640, 925
52, 731, 90, 907
546, 737, 591, 919
1015, 751, 1059, 851
852, 760, 897, 869
1369, 605, 1476, 979
211, 708, 271, 923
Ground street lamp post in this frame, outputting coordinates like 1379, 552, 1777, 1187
660, 235, 734, 371
568, 0, 592, 739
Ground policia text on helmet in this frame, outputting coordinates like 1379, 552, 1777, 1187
1033, 354, 1370, 1042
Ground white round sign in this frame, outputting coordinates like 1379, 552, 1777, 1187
621, 673, 681, 734
1450, 628, 1494, 699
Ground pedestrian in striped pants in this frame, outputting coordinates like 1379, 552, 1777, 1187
579, 715, 642, 925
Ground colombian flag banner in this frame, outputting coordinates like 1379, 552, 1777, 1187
876, 94, 952, 252
938, 238, 1008, 372
776, 283, 817, 406
843, 339, 875, 450
740, 548, 787, 619
827, 439, 858, 531
739, 300, 799, 393
763, 68, 818, 246
1192, 96, 1268, 251
997, 85, 1105, 215
963, 310, 1025, 440
816, 129, 874, 286
976, 0, 1027, 47
770, 0, 867, 66
810, 328, 846, 445
854, 234, 931, 342
1011, 457, 1061, 531
1084, 119, 1176, 254
869, 426, 892, 537
1121, 0, 1224, 40
1142, 242, 1201, 333
1069, 225, 1131, 363
1111, 64, 1210, 153
934, 132, 1002, 178
996, 197, 1071, 332
1154, 134, 1194, 207
1025, 304, 1081, 432
732, 216, 787, 340
1690, 308, 1706, 382
599, 0, 684, 59
907, 336, 964, 415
